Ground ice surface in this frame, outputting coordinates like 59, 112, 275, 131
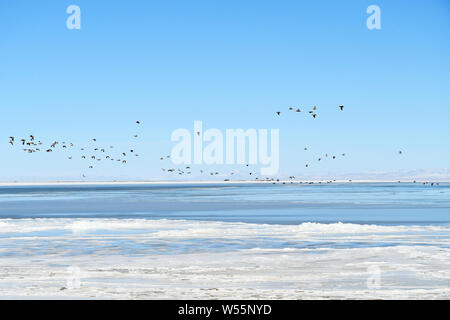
0, 218, 448, 299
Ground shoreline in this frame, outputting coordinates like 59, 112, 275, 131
0, 180, 447, 187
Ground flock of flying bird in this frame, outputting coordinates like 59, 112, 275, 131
8, 121, 143, 178
275, 104, 348, 171
155, 105, 348, 181
275, 104, 344, 118
6, 104, 436, 185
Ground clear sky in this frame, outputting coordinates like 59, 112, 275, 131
0, 0, 449, 181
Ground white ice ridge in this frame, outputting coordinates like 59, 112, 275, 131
0, 218, 449, 234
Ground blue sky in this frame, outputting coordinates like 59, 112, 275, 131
0, 0, 449, 181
